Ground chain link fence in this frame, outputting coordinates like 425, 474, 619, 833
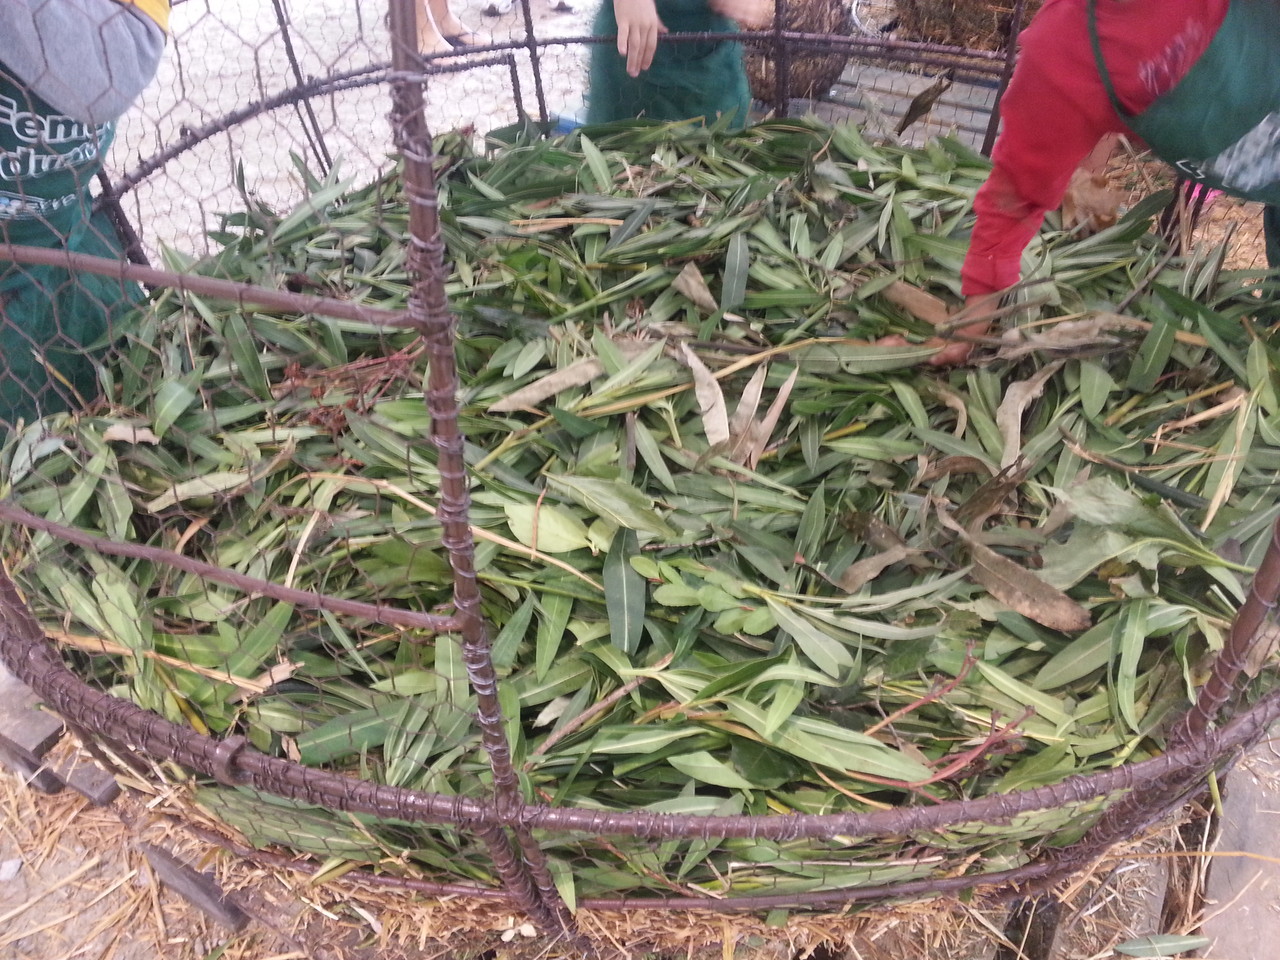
2, 0, 1280, 953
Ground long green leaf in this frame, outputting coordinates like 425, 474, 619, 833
604, 529, 645, 654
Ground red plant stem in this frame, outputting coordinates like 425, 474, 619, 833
864, 649, 977, 737
838, 709, 1033, 796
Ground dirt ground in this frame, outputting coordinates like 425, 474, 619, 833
0, 733, 1198, 960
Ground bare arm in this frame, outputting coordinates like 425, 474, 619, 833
708, 0, 768, 28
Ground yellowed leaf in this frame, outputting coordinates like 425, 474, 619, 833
102, 423, 161, 444
673, 262, 719, 315
741, 365, 798, 469
728, 364, 767, 437
679, 342, 730, 447
489, 340, 653, 413
995, 361, 1064, 469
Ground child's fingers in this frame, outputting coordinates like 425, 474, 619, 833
620, 22, 663, 75
613, 0, 665, 75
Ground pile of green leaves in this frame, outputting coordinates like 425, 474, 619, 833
4, 116, 1280, 901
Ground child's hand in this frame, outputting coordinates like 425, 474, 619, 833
872, 294, 1000, 367
709, 0, 771, 29
613, 0, 667, 76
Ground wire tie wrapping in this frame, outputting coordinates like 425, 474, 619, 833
211, 734, 250, 786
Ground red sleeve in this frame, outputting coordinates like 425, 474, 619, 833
961, 0, 1229, 298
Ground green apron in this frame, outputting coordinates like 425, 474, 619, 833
586, 0, 751, 128
1088, 0, 1280, 267
0, 68, 139, 430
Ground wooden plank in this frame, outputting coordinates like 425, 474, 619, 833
58, 757, 122, 807
0, 672, 66, 760
0, 670, 68, 792
139, 842, 251, 932
0, 741, 65, 794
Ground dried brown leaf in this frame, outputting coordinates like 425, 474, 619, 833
511, 216, 625, 233
924, 381, 969, 437
1151, 386, 1247, 451
845, 512, 912, 552
1245, 622, 1280, 678
488, 340, 652, 413
969, 540, 1091, 631
880, 280, 950, 326
837, 543, 923, 593
679, 342, 730, 447
952, 461, 1032, 531
918, 455, 993, 484
940, 511, 1091, 632
728, 364, 768, 440
995, 312, 1207, 362
102, 424, 161, 444
673, 262, 719, 315
744, 365, 798, 469
996, 360, 1064, 470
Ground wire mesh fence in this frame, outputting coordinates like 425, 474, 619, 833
3, 0, 1280, 951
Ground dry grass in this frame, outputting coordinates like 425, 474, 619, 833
892, 0, 1044, 50
1103, 138, 1269, 274
0, 728, 1222, 960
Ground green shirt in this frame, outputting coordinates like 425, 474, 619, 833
0, 69, 116, 257
1090, 0, 1280, 205
586, 0, 752, 128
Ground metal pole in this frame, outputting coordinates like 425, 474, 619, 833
271, 0, 335, 173
981, 0, 1026, 156
385, 0, 574, 933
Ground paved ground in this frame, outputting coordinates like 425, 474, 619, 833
1201, 736, 1280, 959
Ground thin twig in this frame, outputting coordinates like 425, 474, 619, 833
850, 709, 1034, 793
864, 651, 977, 736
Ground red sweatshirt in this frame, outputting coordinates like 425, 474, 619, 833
961, 0, 1231, 297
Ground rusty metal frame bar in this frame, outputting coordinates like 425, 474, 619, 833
0, 244, 410, 329
5, 574, 1279, 846
0, 502, 456, 634
385, 0, 575, 932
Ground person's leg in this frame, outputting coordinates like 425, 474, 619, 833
1264, 204, 1280, 274
428, 0, 477, 46
416, 0, 452, 54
